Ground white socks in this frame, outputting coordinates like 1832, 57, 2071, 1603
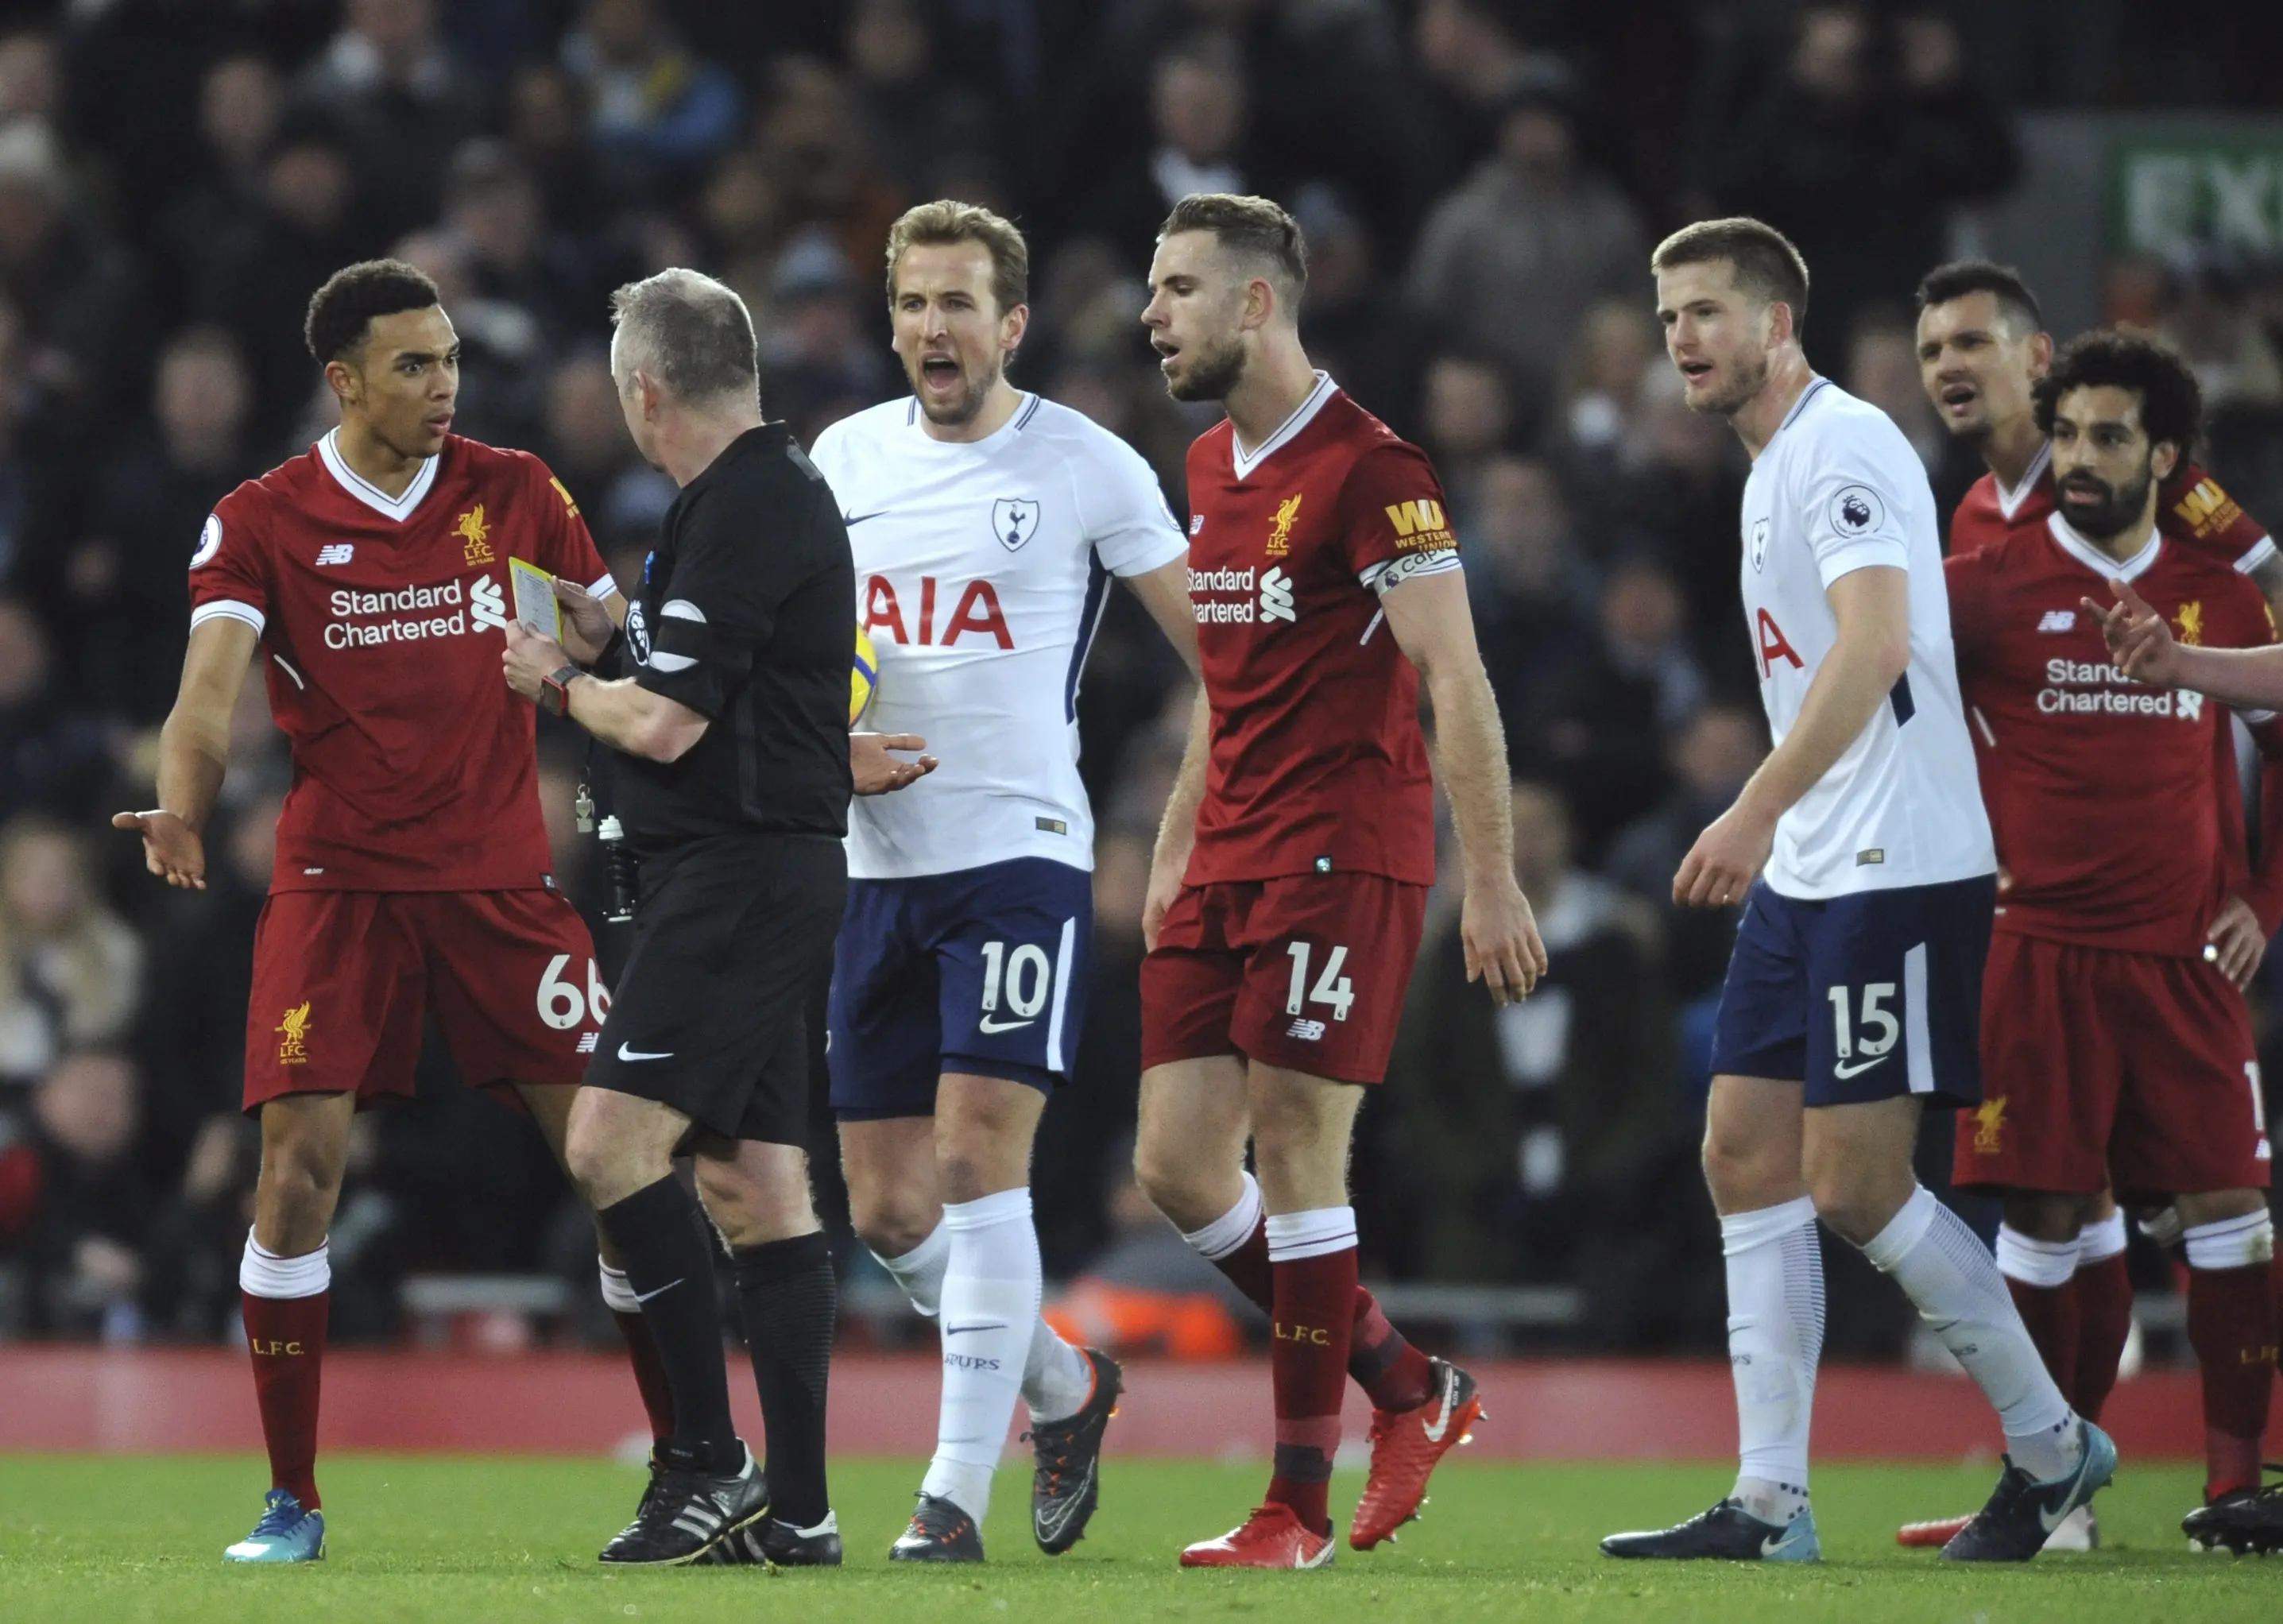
1994, 1224, 2079, 1289
2182, 1210, 2275, 1272
1720, 1197, 1821, 1522
874, 1216, 1093, 1426
916, 1189, 1045, 1522
1182, 1170, 1265, 1262
1859, 1186, 2079, 1480
2079, 1210, 2128, 1264
240, 1232, 329, 1298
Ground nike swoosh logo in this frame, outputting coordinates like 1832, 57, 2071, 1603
977, 1014, 1035, 1034
1832, 1054, 1890, 1081
1035, 1460, 1097, 1541
633, 1278, 684, 1305
844, 511, 889, 526
946, 1322, 1008, 1336
1760, 1530, 1789, 1556
618, 1044, 675, 1061
1422, 1378, 1458, 1443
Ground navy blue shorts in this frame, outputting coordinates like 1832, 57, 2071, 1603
1708, 874, 1995, 1108
828, 856, 1093, 1121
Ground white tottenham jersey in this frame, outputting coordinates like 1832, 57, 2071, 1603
1739, 379, 1994, 898
811, 392, 1187, 880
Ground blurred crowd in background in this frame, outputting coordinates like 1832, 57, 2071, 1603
3, 0, 2283, 1359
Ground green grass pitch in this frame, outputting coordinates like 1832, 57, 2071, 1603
2, 1454, 2275, 1622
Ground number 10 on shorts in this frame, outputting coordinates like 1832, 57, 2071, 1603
1285, 942, 1356, 1022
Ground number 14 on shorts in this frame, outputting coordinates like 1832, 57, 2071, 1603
1286, 942, 1356, 1029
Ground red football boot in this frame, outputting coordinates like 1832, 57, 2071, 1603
1350, 1356, 1482, 1550
1180, 1504, 1334, 1570
1896, 1514, 1972, 1549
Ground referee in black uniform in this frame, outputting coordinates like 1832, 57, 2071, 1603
503, 267, 860, 1568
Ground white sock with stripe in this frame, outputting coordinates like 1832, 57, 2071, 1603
919, 1189, 1043, 1523
1720, 1197, 1821, 1524
874, 1218, 1089, 1422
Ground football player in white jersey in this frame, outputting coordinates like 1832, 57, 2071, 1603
1602, 218, 2113, 1564
807, 202, 1201, 1564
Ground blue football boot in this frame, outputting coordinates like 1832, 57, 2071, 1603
224, 1488, 326, 1564
1941, 1421, 2117, 1562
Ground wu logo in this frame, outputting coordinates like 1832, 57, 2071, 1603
457, 505, 495, 565
1267, 493, 1302, 556
277, 1002, 312, 1065
1383, 498, 1444, 538
992, 497, 1040, 552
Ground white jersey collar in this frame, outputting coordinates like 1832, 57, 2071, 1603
1231, 372, 1337, 481
317, 428, 440, 522
1993, 440, 2053, 521
2045, 510, 2160, 583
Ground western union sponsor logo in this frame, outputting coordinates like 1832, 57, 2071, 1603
2173, 478, 2239, 537
1385, 498, 1445, 537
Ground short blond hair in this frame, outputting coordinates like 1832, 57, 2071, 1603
1651, 216, 1811, 334
884, 199, 1029, 316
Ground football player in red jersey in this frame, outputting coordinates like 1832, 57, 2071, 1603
1132, 193, 1546, 1570
115, 261, 726, 1563
1937, 333, 2283, 1556
1903, 264, 2283, 1550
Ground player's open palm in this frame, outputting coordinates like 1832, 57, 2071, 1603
1462, 876, 1548, 1005
113, 808, 205, 889
2084, 578, 2180, 686
851, 732, 937, 795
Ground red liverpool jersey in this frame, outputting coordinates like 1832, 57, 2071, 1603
1948, 512, 2280, 957
1181, 377, 1457, 887
188, 431, 614, 894
1950, 441, 2277, 573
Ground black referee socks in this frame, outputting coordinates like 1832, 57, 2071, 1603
595, 1175, 740, 1475
733, 1232, 837, 1527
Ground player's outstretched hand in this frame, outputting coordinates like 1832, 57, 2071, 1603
1462, 876, 1549, 1005
851, 732, 937, 795
2083, 578, 2179, 687
112, 808, 205, 889
1675, 798, 1775, 909
551, 578, 616, 664
2206, 894, 2266, 989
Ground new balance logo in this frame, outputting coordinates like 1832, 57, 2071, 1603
469, 574, 509, 633
575, 1033, 598, 1054
1260, 565, 1296, 624
1287, 1018, 1326, 1041
315, 543, 355, 566
2036, 610, 2076, 632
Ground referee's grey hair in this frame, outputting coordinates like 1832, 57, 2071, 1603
609, 268, 760, 408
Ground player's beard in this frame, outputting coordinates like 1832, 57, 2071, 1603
2057, 464, 2152, 541
914, 351, 1003, 428
1167, 332, 1247, 403
1697, 348, 1770, 418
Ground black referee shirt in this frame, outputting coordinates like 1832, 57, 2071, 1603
613, 423, 854, 853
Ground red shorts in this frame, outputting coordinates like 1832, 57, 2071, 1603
1139, 872, 1427, 1084
243, 888, 606, 1112
1955, 931, 2273, 1198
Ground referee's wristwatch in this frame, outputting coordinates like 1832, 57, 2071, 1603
539, 663, 582, 718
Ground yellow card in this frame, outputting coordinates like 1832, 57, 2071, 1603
509, 558, 562, 640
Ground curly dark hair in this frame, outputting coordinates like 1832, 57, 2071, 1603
2032, 329, 2201, 458
304, 259, 440, 366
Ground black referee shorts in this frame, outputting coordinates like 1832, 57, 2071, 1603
583, 832, 845, 1146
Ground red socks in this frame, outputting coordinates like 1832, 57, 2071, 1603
1265, 1211, 1359, 1536
2072, 1249, 2134, 1425
611, 1309, 678, 1443
2003, 1276, 2081, 1406
1201, 1210, 1434, 1412
2187, 1262, 2277, 1498
242, 1288, 328, 1510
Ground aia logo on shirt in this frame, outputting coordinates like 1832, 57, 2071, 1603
863, 574, 1015, 648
